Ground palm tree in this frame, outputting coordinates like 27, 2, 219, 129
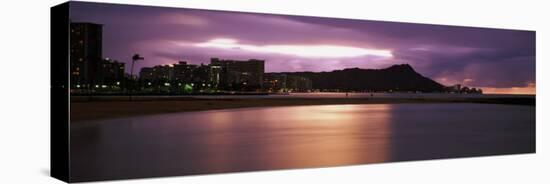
129, 54, 144, 101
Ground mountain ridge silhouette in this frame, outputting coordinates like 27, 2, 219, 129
271, 64, 445, 92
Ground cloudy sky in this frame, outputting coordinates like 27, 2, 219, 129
70, 2, 535, 94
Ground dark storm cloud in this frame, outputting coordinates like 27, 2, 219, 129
69, 1, 535, 90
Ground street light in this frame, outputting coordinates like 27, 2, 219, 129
129, 54, 144, 101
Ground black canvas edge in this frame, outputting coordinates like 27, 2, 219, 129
51, 1, 71, 183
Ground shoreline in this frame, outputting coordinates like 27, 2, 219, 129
70, 96, 535, 122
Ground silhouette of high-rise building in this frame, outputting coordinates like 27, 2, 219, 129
70, 22, 103, 89
173, 61, 196, 84
210, 58, 265, 91
139, 65, 174, 83
264, 73, 312, 92
95, 58, 125, 89
138, 58, 265, 92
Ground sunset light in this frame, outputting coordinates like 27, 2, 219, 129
194, 38, 393, 58
480, 83, 536, 95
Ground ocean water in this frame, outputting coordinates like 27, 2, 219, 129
70, 103, 535, 181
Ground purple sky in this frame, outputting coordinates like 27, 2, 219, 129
69, 2, 535, 94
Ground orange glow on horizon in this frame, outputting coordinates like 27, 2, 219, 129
480, 83, 536, 95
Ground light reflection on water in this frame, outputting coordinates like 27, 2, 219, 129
70, 104, 534, 181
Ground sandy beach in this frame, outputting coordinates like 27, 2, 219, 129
70, 95, 535, 122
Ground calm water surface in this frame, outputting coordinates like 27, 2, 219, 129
70, 103, 535, 181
